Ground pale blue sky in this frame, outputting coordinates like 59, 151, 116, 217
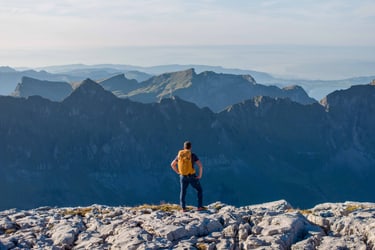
0, 0, 374, 78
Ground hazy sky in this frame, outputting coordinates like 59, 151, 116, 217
0, 0, 374, 78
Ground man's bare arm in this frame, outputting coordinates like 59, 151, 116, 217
196, 160, 203, 179
171, 159, 180, 174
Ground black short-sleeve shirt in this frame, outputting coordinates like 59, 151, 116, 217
175, 152, 199, 164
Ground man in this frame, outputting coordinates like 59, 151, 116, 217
171, 141, 204, 211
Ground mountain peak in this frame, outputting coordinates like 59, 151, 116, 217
99, 74, 139, 93
282, 85, 301, 91
81, 78, 99, 85
158, 68, 196, 79
75, 78, 104, 93
105, 73, 127, 81
0, 66, 16, 73
320, 84, 375, 111
63, 78, 117, 105
242, 74, 256, 83
282, 85, 317, 104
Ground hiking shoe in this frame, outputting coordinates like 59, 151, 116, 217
181, 208, 188, 212
197, 207, 206, 211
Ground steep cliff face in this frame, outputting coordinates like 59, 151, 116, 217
0, 68, 97, 95
315, 84, 375, 200
321, 84, 375, 158
0, 80, 374, 210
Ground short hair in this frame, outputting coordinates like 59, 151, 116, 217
184, 141, 192, 149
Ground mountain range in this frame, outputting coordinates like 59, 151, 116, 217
2, 64, 374, 101
35, 63, 275, 83
100, 68, 316, 112
1, 78, 374, 210
0, 65, 150, 95
11, 68, 316, 112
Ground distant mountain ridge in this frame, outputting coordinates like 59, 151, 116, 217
34, 63, 375, 99
121, 68, 316, 112
0, 65, 151, 95
36, 63, 275, 83
2, 64, 374, 101
0, 79, 374, 210
7, 69, 316, 112
12, 76, 73, 101
0, 69, 73, 95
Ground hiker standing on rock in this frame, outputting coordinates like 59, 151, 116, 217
171, 141, 204, 211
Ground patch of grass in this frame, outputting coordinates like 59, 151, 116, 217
299, 209, 313, 215
133, 203, 194, 212
134, 204, 181, 212
285, 208, 295, 213
62, 207, 93, 217
196, 243, 207, 250
286, 208, 312, 216
5, 228, 17, 234
212, 203, 224, 211
345, 204, 363, 213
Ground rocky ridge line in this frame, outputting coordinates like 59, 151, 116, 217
1, 200, 374, 249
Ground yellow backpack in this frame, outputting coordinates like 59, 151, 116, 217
178, 149, 195, 175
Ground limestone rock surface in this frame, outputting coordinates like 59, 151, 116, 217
1, 200, 374, 249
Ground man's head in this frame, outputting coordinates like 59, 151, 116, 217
184, 141, 192, 149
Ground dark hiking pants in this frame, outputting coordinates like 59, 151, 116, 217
180, 174, 203, 209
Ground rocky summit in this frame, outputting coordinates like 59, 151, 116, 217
1, 200, 374, 250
